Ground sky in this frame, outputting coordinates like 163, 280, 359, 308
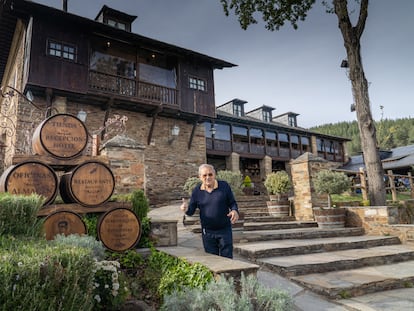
32, 0, 414, 128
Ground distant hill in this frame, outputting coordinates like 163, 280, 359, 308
309, 117, 414, 156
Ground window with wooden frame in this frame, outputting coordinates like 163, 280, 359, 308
47, 40, 77, 61
189, 76, 206, 91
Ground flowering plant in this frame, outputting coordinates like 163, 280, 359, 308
92, 260, 129, 309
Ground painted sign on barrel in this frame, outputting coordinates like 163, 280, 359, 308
43, 210, 87, 240
59, 161, 115, 207
98, 207, 141, 252
32, 113, 88, 159
0, 161, 58, 205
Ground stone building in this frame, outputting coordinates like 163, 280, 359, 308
0, 1, 350, 205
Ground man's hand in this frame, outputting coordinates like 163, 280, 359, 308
227, 210, 239, 224
180, 197, 188, 213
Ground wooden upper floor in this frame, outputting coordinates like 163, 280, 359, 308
0, 1, 235, 119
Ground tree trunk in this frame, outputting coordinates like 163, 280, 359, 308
333, 0, 386, 206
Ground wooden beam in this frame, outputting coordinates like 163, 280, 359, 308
187, 121, 198, 150
147, 106, 162, 145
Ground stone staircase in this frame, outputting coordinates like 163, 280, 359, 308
233, 219, 414, 300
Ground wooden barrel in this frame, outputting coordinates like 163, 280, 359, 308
32, 113, 88, 159
43, 210, 87, 240
97, 207, 141, 252
0, 161, 58, 205
59, 161, 115, 207
266, 197, 290, 217
314, 208, 346, 229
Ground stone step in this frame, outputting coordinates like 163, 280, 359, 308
243, 220, 316, 230
232, 227, 365, 243
234, 235, 400, 259
156, 245, 259, 282
258, 244, 414, 277
291, 260, 414, 299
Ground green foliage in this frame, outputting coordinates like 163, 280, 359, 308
161, 273, 293, 310
0, 236, 96, 311
183, 170, 244, 196
83, 213, 99, 239
147, 249, 214, 297
264, 171, 292, 195
130, 189, 150, 220
53, 234, 106, 260
217, 170, 244, 196
314, 170, 351, 208
92, 260, 129, 310
0, 193, 45, 237
221, 0, 315, 31
243, 175, 252, 188
311, 117, 414, 155
183, 177, 201, 195
107, 249, 144, 269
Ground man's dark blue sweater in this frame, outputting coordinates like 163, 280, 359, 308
186, 180, 239, 230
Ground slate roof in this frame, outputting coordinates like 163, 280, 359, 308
341, 144, 414, 172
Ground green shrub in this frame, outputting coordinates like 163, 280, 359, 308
0, 236, 96, 311
53, 234, 106, 260
161, 273, 293, 311
314, 170, 351, 208
216, 170, 244, 196
183, 177, 201, 195
0, 193, 45, 237
147, 249, 213, 297
264, 171, 292, 196
82, 213, 99, 239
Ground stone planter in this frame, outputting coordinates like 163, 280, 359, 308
267, 194, 290, 217
313, 207, 346, 228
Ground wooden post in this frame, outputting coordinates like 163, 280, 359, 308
388, 170, 397, 201
409, 172, 414, 199
359, 167, 368, 202
92, 134, 100, 156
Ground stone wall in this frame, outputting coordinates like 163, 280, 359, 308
346, 205, 414, 244
290, 152, 339, 221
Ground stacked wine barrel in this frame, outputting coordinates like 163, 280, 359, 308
0, 113, 141, 251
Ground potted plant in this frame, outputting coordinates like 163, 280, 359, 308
264, 171, 292, 217
242, 175, 254, 195
312, 169, 351, 228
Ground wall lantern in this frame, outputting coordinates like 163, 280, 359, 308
77, 109, 87, 122
168, 124, 180, 144
210, 126, 216, 137
171, 124, 180, 137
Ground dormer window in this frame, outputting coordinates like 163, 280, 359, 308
233, 103, 243, 117
107, 18, 126, 30
288, 115, 297, 127
263, 110, 271, 122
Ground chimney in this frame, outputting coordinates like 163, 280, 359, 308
62, 0, 67, 12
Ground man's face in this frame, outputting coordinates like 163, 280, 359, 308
199, 167, 215, 188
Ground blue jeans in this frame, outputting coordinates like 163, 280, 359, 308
202, 226, 233, 259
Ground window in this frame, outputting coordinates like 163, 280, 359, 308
262, 110, 271, 122
47, 40, 76, 61
189, 77, 206, 91
233, 103, 243, 117
107, 18, 126, 30
288, 115, 297, 127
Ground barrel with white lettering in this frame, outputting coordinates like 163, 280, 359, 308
0, 161, 58, 205
59, 161, 115, 207
32, 113, 88, 159
98, 207, 141, 252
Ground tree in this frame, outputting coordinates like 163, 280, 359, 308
221, 0, 386, 205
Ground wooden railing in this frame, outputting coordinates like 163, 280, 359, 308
335, 167, 414, 201
88, 70, 178, 106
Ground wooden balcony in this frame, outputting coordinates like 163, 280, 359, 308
88, 70, 178, 106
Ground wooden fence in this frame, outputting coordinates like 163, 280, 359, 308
334, 168, 414, 202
